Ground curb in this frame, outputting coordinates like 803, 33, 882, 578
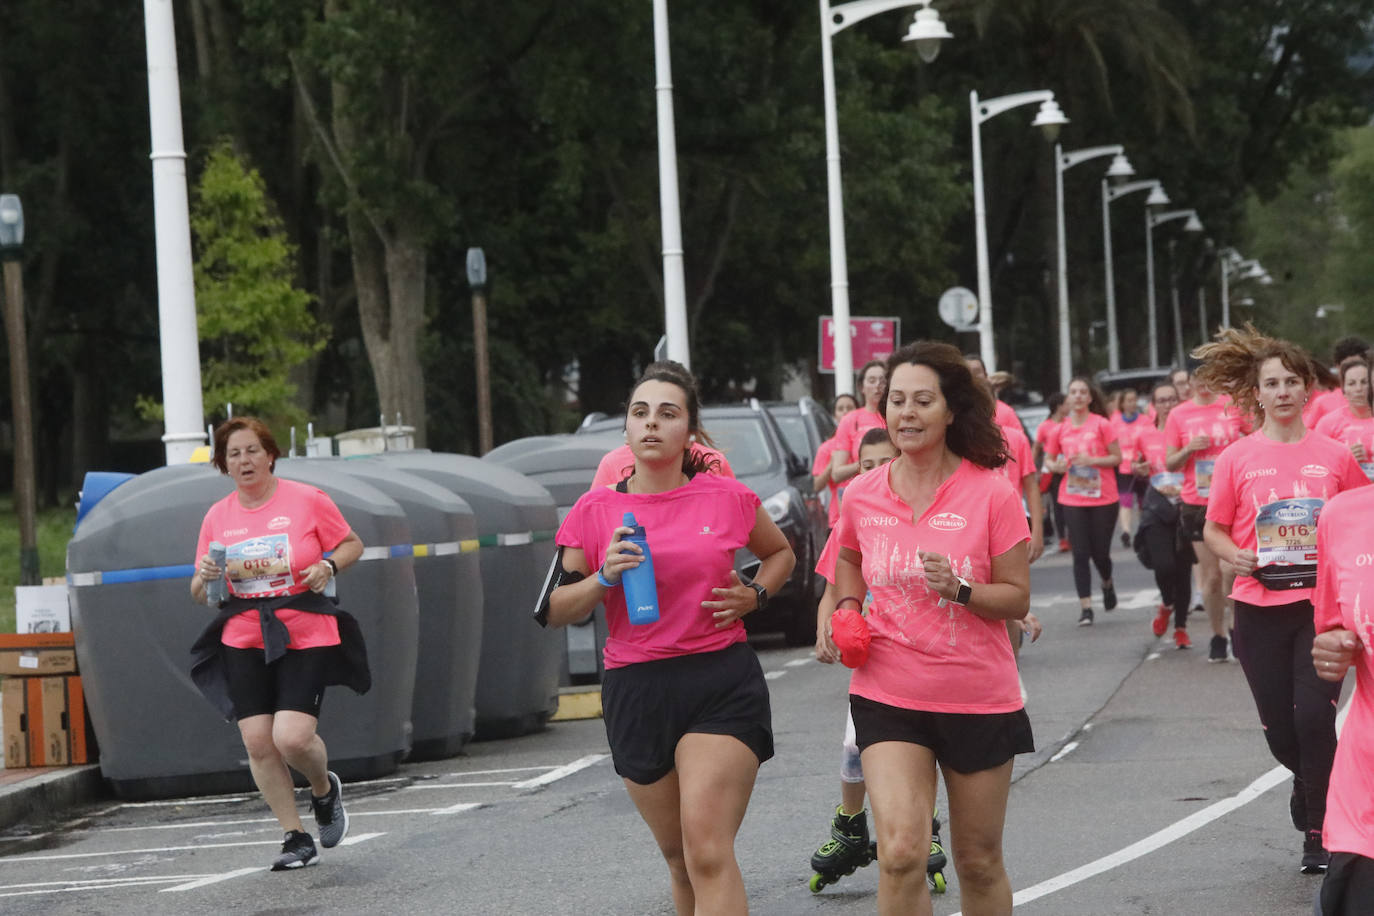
551, 686, 602, 722
0, 766, 104, 831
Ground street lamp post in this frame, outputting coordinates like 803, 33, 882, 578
1055, 145, 1133, 389
820, 0, 952, 393
971, 89, 1068, 372
466, 248, 492, 455
0, 194, 38, 585
1146, 208, 1202, 368
1217, 248, 1271, 331
1102, 179, 1168, 371
652, 0, 690, 368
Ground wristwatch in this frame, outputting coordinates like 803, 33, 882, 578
747, 581, 769, 611
951, 577, 972, 607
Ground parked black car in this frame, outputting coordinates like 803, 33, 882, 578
764, 397, 836, 467
578, 399, 826, 645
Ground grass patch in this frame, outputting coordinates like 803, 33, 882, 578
0, 495, 78, 633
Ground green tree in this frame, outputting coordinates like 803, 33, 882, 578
183, 140, 326, 427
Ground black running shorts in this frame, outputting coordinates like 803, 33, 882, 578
849, 694, 1034, 774
601, 642, 774, 785
223, 646, 339, 719
1320, 852, 1374, 915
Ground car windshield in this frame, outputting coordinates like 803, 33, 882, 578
770, 413, 810, 461
702, 416, 775, 476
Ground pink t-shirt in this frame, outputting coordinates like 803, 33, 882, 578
832, 406, 887, 461
1135, 423, 1184, 502
1303, 386, 1345, 428
1034, 416, 1059, 454
590, 443, 734, 490
557, 473, 760, 668
813, 437, 842, 528
1313, 485, 1374, 859
1315, 410, 1374, 481
1206, 431, 1368, 606
996, 423, 1035, 496
1110, 412, 1146, 473
1043, 413, 1119, 507
993, 399, 1019, 430
837, 460, 1029, 714
1164, 398, 1246, 505
196, 479, 351, 649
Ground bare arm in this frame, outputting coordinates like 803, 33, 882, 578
1021, 474, 1044, 564
1203, 519, 1257, 575
703, 506, 795, 628
921, 543, 1030, 622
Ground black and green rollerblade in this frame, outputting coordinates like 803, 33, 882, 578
928, 812, 948, 893
807, 805, 877, 893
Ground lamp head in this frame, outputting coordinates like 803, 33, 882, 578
465, 247, 487, 289
0, 194, 23, 254
1030, 98, 1068, 143
1145, 185, 1170, 207
1184, 213, 1204, 232
1105, 153, 1135, 182
902, 2, 953, 64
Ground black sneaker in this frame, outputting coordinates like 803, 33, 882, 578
1301, 830, 1329, 874
271, 830, 320, 871
311, 771, 349, 849
1078, 608, 1094, 627
1208, 635, 1229, 663
1121, 532, 1131, 548
1103, 583, 1117, 611
1290, 778, 1307, 832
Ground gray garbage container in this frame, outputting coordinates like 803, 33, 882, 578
67, 462, 418, 799
377, 452, 561, 738
292, 456, 483, 759
484, 433, 622, 685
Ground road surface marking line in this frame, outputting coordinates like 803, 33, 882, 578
784, 658, 812, 667
161, 867, 260, 892
0, 875, 203, 890
0, 877, 198, 899
99, 807, 459, 833
115, 797, 249, 808
512, 754, 609, 790
1049, 741, 1079, 763
401, 781, 520, 790
431, 802, 483, 816
764, 671, 786, 680
1147, 651, 1162, 661
0, 838, 283, 863
440, 765, 550, 777
950, 765, 1290, 914
337, 832, 385, 846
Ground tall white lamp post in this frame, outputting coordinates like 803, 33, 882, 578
971, 90, 1068, 372
820, 0, 952, 393
1054, 146, 1133, 389
1218, 248, 1271, 330
1146, 208, 1202, 368
651, 0, 693, 368
1101, 179, 1168, 371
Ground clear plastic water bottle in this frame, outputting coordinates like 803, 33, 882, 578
206, 541, 229, 607
620, 512, 659, 625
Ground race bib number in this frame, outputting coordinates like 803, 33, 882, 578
1066, 465, 1102, 499
1254, 497, 1323, 567
1195, 459, 1215, 498
1361, 462, 1374, 482
226, 534, 295, 597
1150, 471, 1184, 504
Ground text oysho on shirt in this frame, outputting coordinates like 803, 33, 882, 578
196, 479, 350, 649
837, 460, 1029, 714
1206, 431, 1368, 607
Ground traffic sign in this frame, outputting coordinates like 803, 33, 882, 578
818, 316, 900, 374
938, 287, 979, 331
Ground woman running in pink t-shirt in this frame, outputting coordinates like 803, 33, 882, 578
548, 361, 795, 914
1199, 326, 1370, 875
1315, 356, 1374, 480
829, 360, 892, 489
832, 341, 1032, 914
812, 393, 860, 530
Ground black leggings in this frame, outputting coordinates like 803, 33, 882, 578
1141, 522, 1194, 629
1062, 503, 1117, 599
1047, 475, 1066, 538
1233, 600, 1340, 830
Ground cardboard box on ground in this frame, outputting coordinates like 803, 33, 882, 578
2, 674, 92, 767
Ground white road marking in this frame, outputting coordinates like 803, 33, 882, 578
1147, 651, 1162, 661
160, 867, 260, 893
1030, 588, 1157, 610
438, 766, 550, 777
111, 797, 248, 809
401, 781, 521, 791
784, 658, 813, 668
764, 671, 786, 680
1049, 741, 1079, 763
511, 754, 609, 790
949, 765, 1290, 914
430, 802, 482, 816
337, 831, 385, 847
0, 875, 202, 898
0, 838, 282, 863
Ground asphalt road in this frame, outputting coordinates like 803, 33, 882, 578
0, 542, 1343, 914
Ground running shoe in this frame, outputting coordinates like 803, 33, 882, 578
1290, 778, 1307, 832
1208, 635, 1229, 663
311, 771, 349, 848
271, 830, 320, 871
1078, 608, 1094, 627
1121, 532, 1131, 548
1152, 604, 1171, 637
1103, 583, 1117, 611
1058, 538, 1070, 553
1173, 628, 1191, 649
1301, 830, 1330, 874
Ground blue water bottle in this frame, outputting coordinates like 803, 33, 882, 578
206, 541, 229, 607
620, 512, 660, 625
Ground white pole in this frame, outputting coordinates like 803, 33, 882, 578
820, 1, 854, 395
1220, 254, 1230, 330
1198, 286, 1208, 347
1145, 210, 1159, 368
1101, 180, 1119, 372
144, 0, 206, 465
971, 91, 995, 371
652, 0, 690, 369
1169, 239, 1185, 367
1054, 144, 1070, 390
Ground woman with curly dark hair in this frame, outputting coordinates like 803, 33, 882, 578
829, 340, 1031, 914
1043, 375, 1123, 626
1198, 325, 1369, 875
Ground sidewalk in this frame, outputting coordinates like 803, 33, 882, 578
0, 764, 103, 831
